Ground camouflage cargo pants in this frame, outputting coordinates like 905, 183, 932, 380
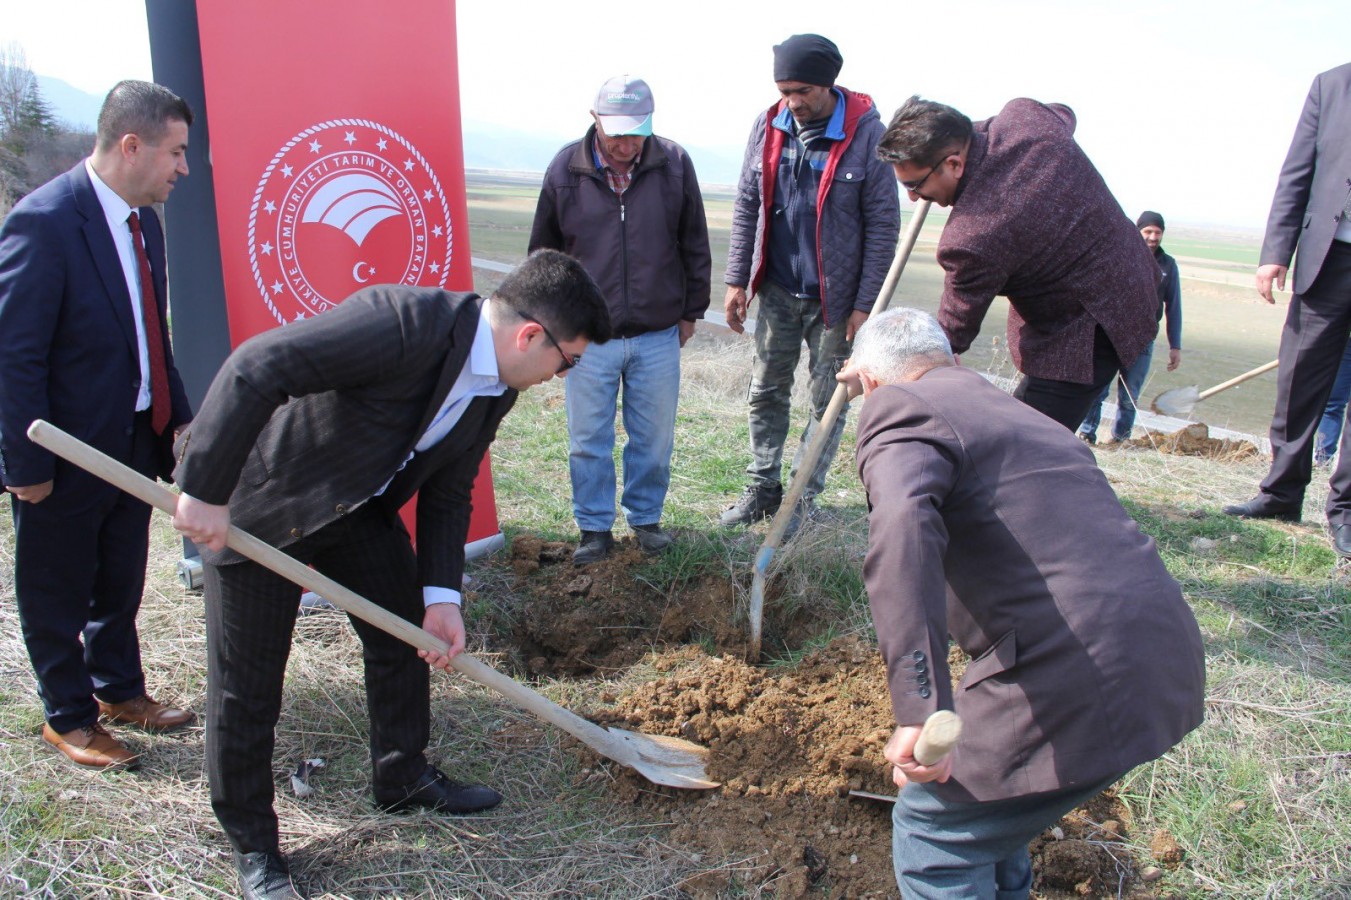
745, 280, 853, 500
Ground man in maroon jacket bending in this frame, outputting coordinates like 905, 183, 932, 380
876, 96, 1160, 431
839, 308, 1205, 897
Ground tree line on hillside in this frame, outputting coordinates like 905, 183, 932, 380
0, 43, 94, 221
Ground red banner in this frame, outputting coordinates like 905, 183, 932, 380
196, 0, 501, 550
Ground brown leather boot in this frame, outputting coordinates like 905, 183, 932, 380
42, 723, 140, 769
98, 694, 195, 732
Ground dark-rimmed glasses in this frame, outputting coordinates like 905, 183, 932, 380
899, 156, 949, 193
520, 312, 580, 372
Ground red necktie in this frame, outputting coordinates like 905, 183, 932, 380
127, 211, 172, 435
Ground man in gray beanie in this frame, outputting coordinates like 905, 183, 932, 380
720, 34, 900, 534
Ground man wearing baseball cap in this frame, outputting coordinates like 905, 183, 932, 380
720, 34, 900, 534
530, 76, 711, 565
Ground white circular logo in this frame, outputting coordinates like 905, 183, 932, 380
248, 119, 453, 324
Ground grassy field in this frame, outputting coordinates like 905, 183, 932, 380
0, 174, 1347, 898
2, 335, 1348, 897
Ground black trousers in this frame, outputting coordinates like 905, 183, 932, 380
1012, 326, 1124, 431
203, 503, 431, 854
1258, 241, 1351, 519
12, 411, 158, 733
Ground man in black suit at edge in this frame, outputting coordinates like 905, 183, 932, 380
1225, 63, 1351, 557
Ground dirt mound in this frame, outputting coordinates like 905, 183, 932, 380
1129, 423, 1259, 460
507, 534, 812, 676
585, 639, 1158, 898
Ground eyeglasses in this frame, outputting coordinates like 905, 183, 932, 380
520, 312, 580, 373
899, 156, 948, 193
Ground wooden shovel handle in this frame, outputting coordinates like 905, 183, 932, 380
913, 710, 963, 766
24, 419, 633, 763
1197, 359, 1278, 401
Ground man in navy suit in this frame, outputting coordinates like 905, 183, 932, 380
0, 80, 196, 770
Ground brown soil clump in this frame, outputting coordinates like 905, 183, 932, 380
584, 639, 1156, 898
1128, 423, 1259, 460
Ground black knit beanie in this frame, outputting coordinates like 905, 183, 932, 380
772, 34, 843, 86
1136, 210, 1165, 231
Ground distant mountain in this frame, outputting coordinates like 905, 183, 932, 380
24, 86, 745, 187
36, 74, 103, 131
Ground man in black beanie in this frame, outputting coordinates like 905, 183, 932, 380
720, 33, 900, 534
1076, 210, 1184, 444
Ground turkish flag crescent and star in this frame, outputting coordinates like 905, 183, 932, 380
196, 0, 502, 548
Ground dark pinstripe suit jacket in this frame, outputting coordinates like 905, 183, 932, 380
1260, 62, 1351, 296
173, 286, 516, 592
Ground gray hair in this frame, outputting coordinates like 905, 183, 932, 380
851, 308, 953, 383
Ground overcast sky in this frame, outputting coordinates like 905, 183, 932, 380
4, 0, 1349, 230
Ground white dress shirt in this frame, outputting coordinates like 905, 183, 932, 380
85, 159, 154, 413
377, 298, 507, 607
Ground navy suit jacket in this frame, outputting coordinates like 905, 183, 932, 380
0, 162, 192, 509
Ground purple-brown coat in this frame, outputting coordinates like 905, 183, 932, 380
937, 100, 1159, 383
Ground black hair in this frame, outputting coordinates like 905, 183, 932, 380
493, 249, 612, 344
96, 80, 194, 151
877, 95, 973, 168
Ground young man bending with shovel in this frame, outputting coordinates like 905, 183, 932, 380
170, 250, 610, 900
839, 309, 1204, 898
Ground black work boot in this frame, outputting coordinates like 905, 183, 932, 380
572, 530, 615, 565
719, 483, 783, 527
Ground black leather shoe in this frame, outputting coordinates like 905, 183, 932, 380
374, 765, 503, 814
1330, 523, 1351, 558
1222, 496, 1301, 522
234, 851, 306, 900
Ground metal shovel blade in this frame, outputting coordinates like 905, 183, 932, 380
1150, 385, 1200, 417
26, 419, 719, 791
607, 728, 718, 789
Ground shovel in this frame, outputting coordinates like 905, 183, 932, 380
1150, 359, 1278, 418
846, 710, 963, 803
26, 419, 718, 791
747, 200, 932, 661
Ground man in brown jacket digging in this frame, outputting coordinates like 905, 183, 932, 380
839, 308, 1206, 898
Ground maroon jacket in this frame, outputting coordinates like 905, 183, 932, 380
937, 99, 1159, 383
857, 366, 1205, 802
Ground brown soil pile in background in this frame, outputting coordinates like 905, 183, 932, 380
584, 639, 1163, 899
1130, 423, 1259, 460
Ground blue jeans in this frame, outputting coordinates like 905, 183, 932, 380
1078, 342, 1153, 442
1315, 337, 1351, 463
565, 326, 680, 532
892, 773, 1122, 899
